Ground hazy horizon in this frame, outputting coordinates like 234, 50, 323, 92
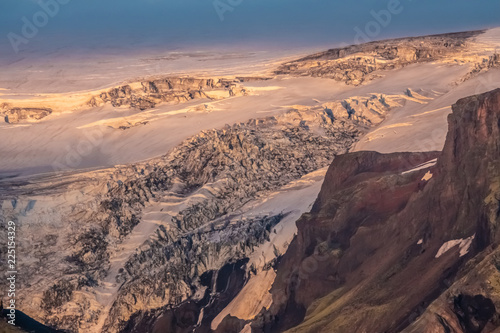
1, 0, 500, 58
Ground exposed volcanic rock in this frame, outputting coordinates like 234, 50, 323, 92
2, 107, 52, 124
276, 31, 482, 85
250, 151, 441, 332
87, 77, 248, 110
250, 88, 500, 332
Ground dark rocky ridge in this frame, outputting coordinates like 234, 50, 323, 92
276, 30, 483, 86
249, 88, 500, 332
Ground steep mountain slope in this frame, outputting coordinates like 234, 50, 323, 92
249, 88, 500, 332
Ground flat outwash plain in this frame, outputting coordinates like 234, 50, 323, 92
1, 27, 500, 333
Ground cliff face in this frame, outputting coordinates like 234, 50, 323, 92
251, 88, 500, 332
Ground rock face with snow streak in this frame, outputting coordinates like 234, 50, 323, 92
249, 88, 500, 332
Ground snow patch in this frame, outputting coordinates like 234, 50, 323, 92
435, 234, 475, 258
421, 171, 433, 181
402, 159, 437, 175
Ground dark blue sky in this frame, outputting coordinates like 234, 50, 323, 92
1, 0, 500, 54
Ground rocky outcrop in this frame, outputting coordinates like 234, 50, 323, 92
321, 93, 402, 126
87, 77, 249, 110
276, 31, 482, 85
459, 53, 500, 83
2, 107, 52, 124
250, 88, 500, 332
